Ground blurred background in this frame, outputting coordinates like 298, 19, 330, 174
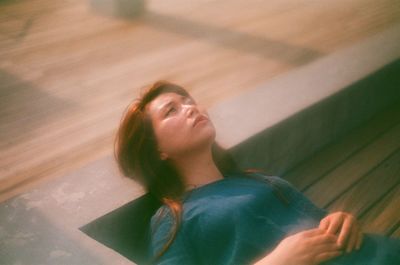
1, 0, 400, 203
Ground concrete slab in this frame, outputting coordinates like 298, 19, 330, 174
0, 155, 142, 265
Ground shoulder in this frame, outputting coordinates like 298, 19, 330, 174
240, 170, 294, 188
150, 205, 197, 264
243, 170, 307, 196
248, 171, 329, 214
150, 206, 173, 249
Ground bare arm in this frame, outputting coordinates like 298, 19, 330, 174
253, 228, 342, 265
254, 211, 364, 265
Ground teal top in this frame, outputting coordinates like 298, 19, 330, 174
150, 172, 400, 265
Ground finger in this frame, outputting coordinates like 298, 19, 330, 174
303, 227, 325, 237
319, 218, 330, 231
356, 231, 364, 250
326, 215, 343, 235
314, 250, 343, 264
346, 225, 358, 253
337, 217, 352, 248
314, 233, 339, 245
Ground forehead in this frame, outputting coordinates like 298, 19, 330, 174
145, 92, 187, 116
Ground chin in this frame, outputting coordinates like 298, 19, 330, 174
191, 128, 216, 151
203, 126, 216, 142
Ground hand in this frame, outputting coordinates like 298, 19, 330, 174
254, 228, 342, 265
319, 211, 363, 253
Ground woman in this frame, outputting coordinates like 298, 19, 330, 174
114, 81, 400, 265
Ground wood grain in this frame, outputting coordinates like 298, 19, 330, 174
1, 0, 400, 203
283, 102, 400, 236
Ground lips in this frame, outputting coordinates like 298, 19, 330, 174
193, 115, 208, 127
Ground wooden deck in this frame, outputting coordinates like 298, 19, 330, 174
1, 0, 400, 202
283, 101, 400, 238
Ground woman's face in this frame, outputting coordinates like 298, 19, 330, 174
145, 92, 216, 161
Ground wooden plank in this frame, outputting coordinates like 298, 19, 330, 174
1, 0, 400, 203
283, 102, 400, 190
360, 183, 400, 236
326, 148, 400, 218
392, 225, 400, 238
303, 121, 400, 208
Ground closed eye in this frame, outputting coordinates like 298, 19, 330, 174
165, 106, 176, 117
162, 96, 194, 118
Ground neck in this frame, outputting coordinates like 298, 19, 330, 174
172, 146, 224, 191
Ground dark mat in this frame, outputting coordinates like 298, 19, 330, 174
79, 193, 160, 265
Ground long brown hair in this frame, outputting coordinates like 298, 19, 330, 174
115, 81, 292, 264
114, 80, 243, 261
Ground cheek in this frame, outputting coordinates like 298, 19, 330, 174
155, 119, 188, 150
